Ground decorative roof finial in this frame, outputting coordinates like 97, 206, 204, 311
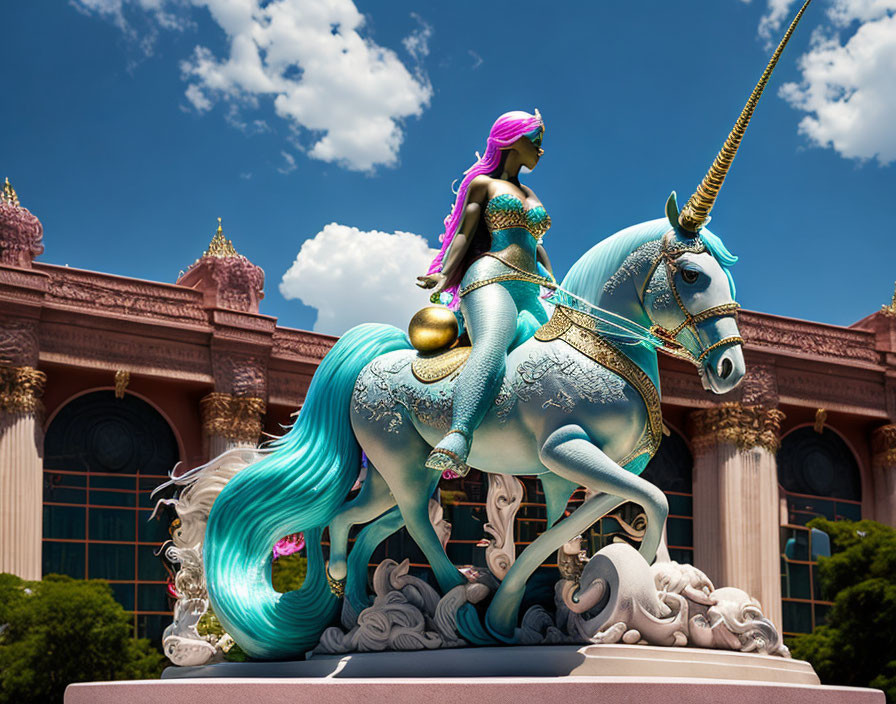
883, 281, 896, 317
2, 177, 20, 208
204, 217, 238, 258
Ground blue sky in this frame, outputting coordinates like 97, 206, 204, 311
1, 0, 894, 334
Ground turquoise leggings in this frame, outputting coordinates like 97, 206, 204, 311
451, 281, 549, 435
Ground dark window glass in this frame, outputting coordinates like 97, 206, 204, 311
42, 541, 85, 579
88, 543, 135, 581
137, 545, 167, 581
43, 505, 86, 540
111, 582, 136, 611
89, 508, 136, 542
782, 600, 812, 634
137, 583, 169, 612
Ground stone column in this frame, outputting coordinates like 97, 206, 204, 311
200, 392, 266, 457
872, 425, 896, 527
689, 402, 785, 629
0, 364, 46, 580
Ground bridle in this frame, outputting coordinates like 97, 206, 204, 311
645, 234, 743, 367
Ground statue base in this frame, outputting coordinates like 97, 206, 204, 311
65, 645, 884, 703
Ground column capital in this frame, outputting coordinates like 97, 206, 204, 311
688, 402, 785, 453
200, 391, 265, 444
872, 424, 896, 469
0, 364, 46, 415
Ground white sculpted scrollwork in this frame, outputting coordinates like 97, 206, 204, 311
483, 474, 524, 580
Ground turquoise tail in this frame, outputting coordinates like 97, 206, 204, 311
203, 323, 412, 660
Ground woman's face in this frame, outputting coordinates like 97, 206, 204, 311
511, 125, 544, 170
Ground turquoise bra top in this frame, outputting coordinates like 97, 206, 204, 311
483, 193, 551, 241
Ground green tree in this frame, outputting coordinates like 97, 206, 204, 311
790, 519, 896, 702
0, 574, 165, 704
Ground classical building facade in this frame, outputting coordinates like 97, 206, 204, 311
1, 179, 894, 642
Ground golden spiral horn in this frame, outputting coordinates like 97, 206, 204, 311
678, 0, 814, 233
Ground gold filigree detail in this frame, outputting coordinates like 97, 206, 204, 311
0, 365, 46, 414
814, 408, 827, 434
1, 177, 20, 208
688, 402, 785, 453
411, 346, 472, 383
872, 425, 896, 469
200, 391, 266, 443
114, 370, 130, 399
204, 218, 239, 258
534, 306, 662, 465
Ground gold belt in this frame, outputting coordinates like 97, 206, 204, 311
459, 253, 555, 297
534, 306, 662, 466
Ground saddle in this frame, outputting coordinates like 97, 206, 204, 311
409, 308, 544, 384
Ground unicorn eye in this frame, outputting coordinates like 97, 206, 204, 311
681, 269, 699, 284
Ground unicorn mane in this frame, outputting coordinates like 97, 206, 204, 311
561, 217, 738, 305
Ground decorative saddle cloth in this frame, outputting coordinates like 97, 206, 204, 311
411, 345, 472, 383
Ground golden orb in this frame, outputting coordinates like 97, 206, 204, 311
408, 306, 458, 353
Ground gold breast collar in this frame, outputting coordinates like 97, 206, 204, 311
534, 305, 662, 466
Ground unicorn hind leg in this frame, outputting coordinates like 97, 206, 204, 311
327, 465, 396, 582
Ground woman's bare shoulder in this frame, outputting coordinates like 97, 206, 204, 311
467, 174, 494, 202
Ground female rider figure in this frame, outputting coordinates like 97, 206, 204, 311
417, 110, 554, 477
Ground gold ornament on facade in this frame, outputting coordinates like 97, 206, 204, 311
1, 177, 20, 208
204, 218, 239, 259
872, 425, 896, 469
408, 306, 459, 353
114, 369, 130, 399
677, 0, 813, 233
814, 408, 827, 434
200, 391, 266, 444
0, 365, 46, 414
688, 402, 786, 454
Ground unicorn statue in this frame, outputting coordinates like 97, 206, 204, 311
161, 1, 812, 663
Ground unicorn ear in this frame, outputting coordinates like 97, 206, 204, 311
665, 192, 680, 229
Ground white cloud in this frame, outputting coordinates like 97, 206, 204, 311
279, 223, 437, 335
277, 150, 297, 174
757, 0, 798, 45
778, 2, 896, 164
72, 0, 433, 172
402, 13, 432, 62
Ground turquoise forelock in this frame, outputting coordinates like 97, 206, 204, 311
699, 227, 738, 298
203, 323, 413, 660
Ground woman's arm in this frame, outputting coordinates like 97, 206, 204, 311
417, 176, 490, 294
536, 244, 553, 278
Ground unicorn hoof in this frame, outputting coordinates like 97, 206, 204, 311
425, 430, 470, 477
325, 562, 346, 598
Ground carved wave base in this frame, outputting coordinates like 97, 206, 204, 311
68, 646, 884, 704
314, 542, 788, 657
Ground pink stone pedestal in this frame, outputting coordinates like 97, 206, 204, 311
64, 676, 883, 704
65, 646, 884, 703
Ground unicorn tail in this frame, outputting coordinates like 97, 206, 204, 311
203, 323, 412, 659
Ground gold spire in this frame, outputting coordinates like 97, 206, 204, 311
677, 0, 814, 233
883, 281, 896, 317
204, 217, 238, 258
1, 177, 20, 208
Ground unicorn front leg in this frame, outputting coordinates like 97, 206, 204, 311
484, 424, 668, 641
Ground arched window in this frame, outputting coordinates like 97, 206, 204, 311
42, 391, 179, 644
778, 426, 862, 636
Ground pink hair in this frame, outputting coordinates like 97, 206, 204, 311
427, 110, 544, 307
